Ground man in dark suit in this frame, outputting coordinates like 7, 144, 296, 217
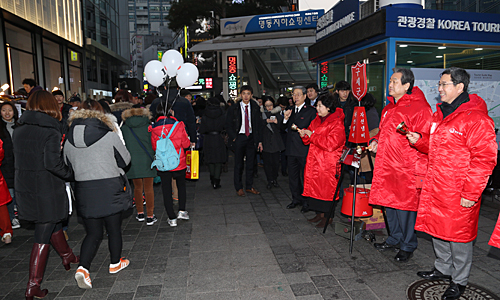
282, 86, 317, 212
226, 85, 263, 196
306, 83, 319, 107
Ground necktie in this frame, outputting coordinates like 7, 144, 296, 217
244, 105, 250, 136
296, 107, 299, 114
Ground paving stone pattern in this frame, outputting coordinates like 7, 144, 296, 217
1, 161, 500, 299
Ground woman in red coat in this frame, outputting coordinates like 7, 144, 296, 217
0, 139, 13, 244
149, 102, 191, 227
299, 93, 345, 227
490, 214, 500, 248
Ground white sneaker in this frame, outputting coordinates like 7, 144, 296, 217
11, 218, 20, 229
177, 211, 189, 220
167, 218, 177, 227
75, 266, 92, 289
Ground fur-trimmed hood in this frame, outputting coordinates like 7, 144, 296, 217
109, 102, 133, 112
121, 108, 152, 121
260, 106, 282, 114
66, 109, 116, 148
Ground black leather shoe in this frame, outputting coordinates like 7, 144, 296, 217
373, 241, 399, 251
301, 206, 310, 213
272, 180, 279, 188
394, 249, 413, 262
417, 268, 452, 281
442, 282, 466, 300
286, 202, 298, 209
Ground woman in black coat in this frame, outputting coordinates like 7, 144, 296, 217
0, 102, 19, 228
13, 90, 78, 300
261, 96, 285, 189
199, 97, 227, 189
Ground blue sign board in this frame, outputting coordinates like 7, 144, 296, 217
316, 0, 359, 41
385, 6, 500, 43
221, 10, 324, 36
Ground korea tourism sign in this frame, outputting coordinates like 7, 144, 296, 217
316, 0, 359, 41
221, 10, 324, 36
385, 6, 500, 42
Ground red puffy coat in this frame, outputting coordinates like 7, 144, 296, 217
149, 116, 191, 172
301, 109, 345, 201
369, 87, 432, 211
489, 213, 500, 248
414, 94, 497, 243
0, 139, 12, 206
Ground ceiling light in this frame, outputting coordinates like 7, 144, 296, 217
436, 55, 443, 58
476, 63, 481, 65
438, 46, 446, 50
407, 60, 413, 63
399, 44, 408, 47
475, 48, 483, 51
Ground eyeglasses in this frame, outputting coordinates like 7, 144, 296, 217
437, 82, 455, 88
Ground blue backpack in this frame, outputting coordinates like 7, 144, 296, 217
151, 121, 181, 171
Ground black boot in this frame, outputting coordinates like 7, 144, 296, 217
26, 243, 50, 300
210, 176, 215, 189
214, 178, 221, 189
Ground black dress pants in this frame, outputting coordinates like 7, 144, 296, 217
287, 155, 307, 206
233, 134, 256, 191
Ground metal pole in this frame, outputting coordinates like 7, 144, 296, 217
349, 166, 359, 254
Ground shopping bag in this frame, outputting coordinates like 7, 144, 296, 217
185, 149, 199, 179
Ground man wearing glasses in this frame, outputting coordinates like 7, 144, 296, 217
282, 86, 317, 212
407, 67, 497, 300
369, 68, 432, 262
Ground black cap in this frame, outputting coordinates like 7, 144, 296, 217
69, 95, 81, 103
52, 90, 64, 97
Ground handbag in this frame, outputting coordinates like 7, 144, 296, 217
185, 147, 199, 179
128, 127, 154, 162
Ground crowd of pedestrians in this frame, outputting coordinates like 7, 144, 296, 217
1, 66, 500, 300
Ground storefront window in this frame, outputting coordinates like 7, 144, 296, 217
44, 58, 62, 93
69, 66, 82, 95
5, 23, 32, 53
9, 49, 35, 91
396, 43, 500, 70
43, 38, 60, 61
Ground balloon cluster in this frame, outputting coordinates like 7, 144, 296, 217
144, 50, 199, 88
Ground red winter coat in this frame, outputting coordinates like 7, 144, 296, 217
369, 87, 432, 211
0, 139, 12, 206
413, 94, 497, 243
149, 116, 191, 172
301, 109, 345, 201
489, 213, 500, 248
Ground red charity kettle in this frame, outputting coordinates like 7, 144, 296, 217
341, 187, 373, 217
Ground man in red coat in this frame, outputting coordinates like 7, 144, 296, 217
407, 67, 497, 300
368, 68, 432, 262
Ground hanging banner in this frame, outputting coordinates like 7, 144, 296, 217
348, 106, 370, 144
351, 62, 367, 101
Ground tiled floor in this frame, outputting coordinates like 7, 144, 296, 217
1, 161, 500, 299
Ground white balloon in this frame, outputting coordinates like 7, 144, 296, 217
162, 50, 184, 77
144, 60, 168, 87
176, 63, 199, 89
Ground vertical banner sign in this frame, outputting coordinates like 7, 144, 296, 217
205, 78, 213, 89
351, 62, 367, 101
348, 106, 370, 144
228, 56, 238, 99
320, 62, 329, 88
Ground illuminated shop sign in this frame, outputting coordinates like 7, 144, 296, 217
320, 62, 328, 88
228, 56, 238, 99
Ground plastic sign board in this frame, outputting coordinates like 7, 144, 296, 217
70, 51, 78, 61
228, 56, 238, 99
351, 62, 367, 101
316, 0, 359, 41
221, 10, 324, 35
348, 106, 370, 144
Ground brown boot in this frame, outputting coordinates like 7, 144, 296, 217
307, 213, 323, 223
25, 243, 49, 300
315, 217, 333, 228
50, 229, 79, 271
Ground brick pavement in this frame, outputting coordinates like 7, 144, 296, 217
1, 162, 500, 299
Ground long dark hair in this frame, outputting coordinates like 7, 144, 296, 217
0, 102, 19, 139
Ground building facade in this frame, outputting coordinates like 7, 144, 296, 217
425, 0, 500, 14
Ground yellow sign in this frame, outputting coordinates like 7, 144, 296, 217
70, 51, 78, 61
